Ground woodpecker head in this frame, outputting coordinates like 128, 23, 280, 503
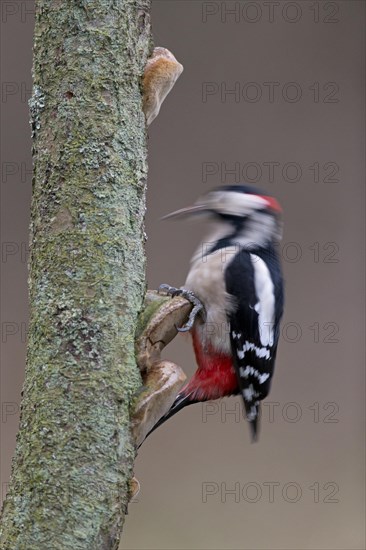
163, 185, 283, 245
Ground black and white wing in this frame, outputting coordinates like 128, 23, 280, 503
225, 246, 284, 440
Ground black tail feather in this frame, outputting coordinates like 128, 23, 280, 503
249, 416, 259, 443
246, 402, 261, 443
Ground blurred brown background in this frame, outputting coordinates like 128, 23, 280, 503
1, 1, 365, 549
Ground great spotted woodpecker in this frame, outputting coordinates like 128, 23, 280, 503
151, 185, 284, 441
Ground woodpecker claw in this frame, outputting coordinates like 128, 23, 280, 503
158, 284, 181, 297
176, 301, 203, 332
158, 284, 205, 331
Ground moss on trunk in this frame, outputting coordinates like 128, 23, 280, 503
0, 1, 152, 548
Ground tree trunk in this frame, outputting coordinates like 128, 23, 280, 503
0, 1, 152, 548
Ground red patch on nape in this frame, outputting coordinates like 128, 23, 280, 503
183, 329, 238, 401
260, 195, 282, 213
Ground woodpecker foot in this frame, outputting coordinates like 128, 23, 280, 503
158, 284, 205, 332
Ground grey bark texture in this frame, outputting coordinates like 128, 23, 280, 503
0, 0, 152, 548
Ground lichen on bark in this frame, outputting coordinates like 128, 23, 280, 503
0, 1, 152, 548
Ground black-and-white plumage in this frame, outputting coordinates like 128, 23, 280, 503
147, 184, 284, 442
226, 243, 284, 439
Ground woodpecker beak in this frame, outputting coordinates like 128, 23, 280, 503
161, 204, 208, 220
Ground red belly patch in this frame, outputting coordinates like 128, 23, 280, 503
183, 328, 238, 401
